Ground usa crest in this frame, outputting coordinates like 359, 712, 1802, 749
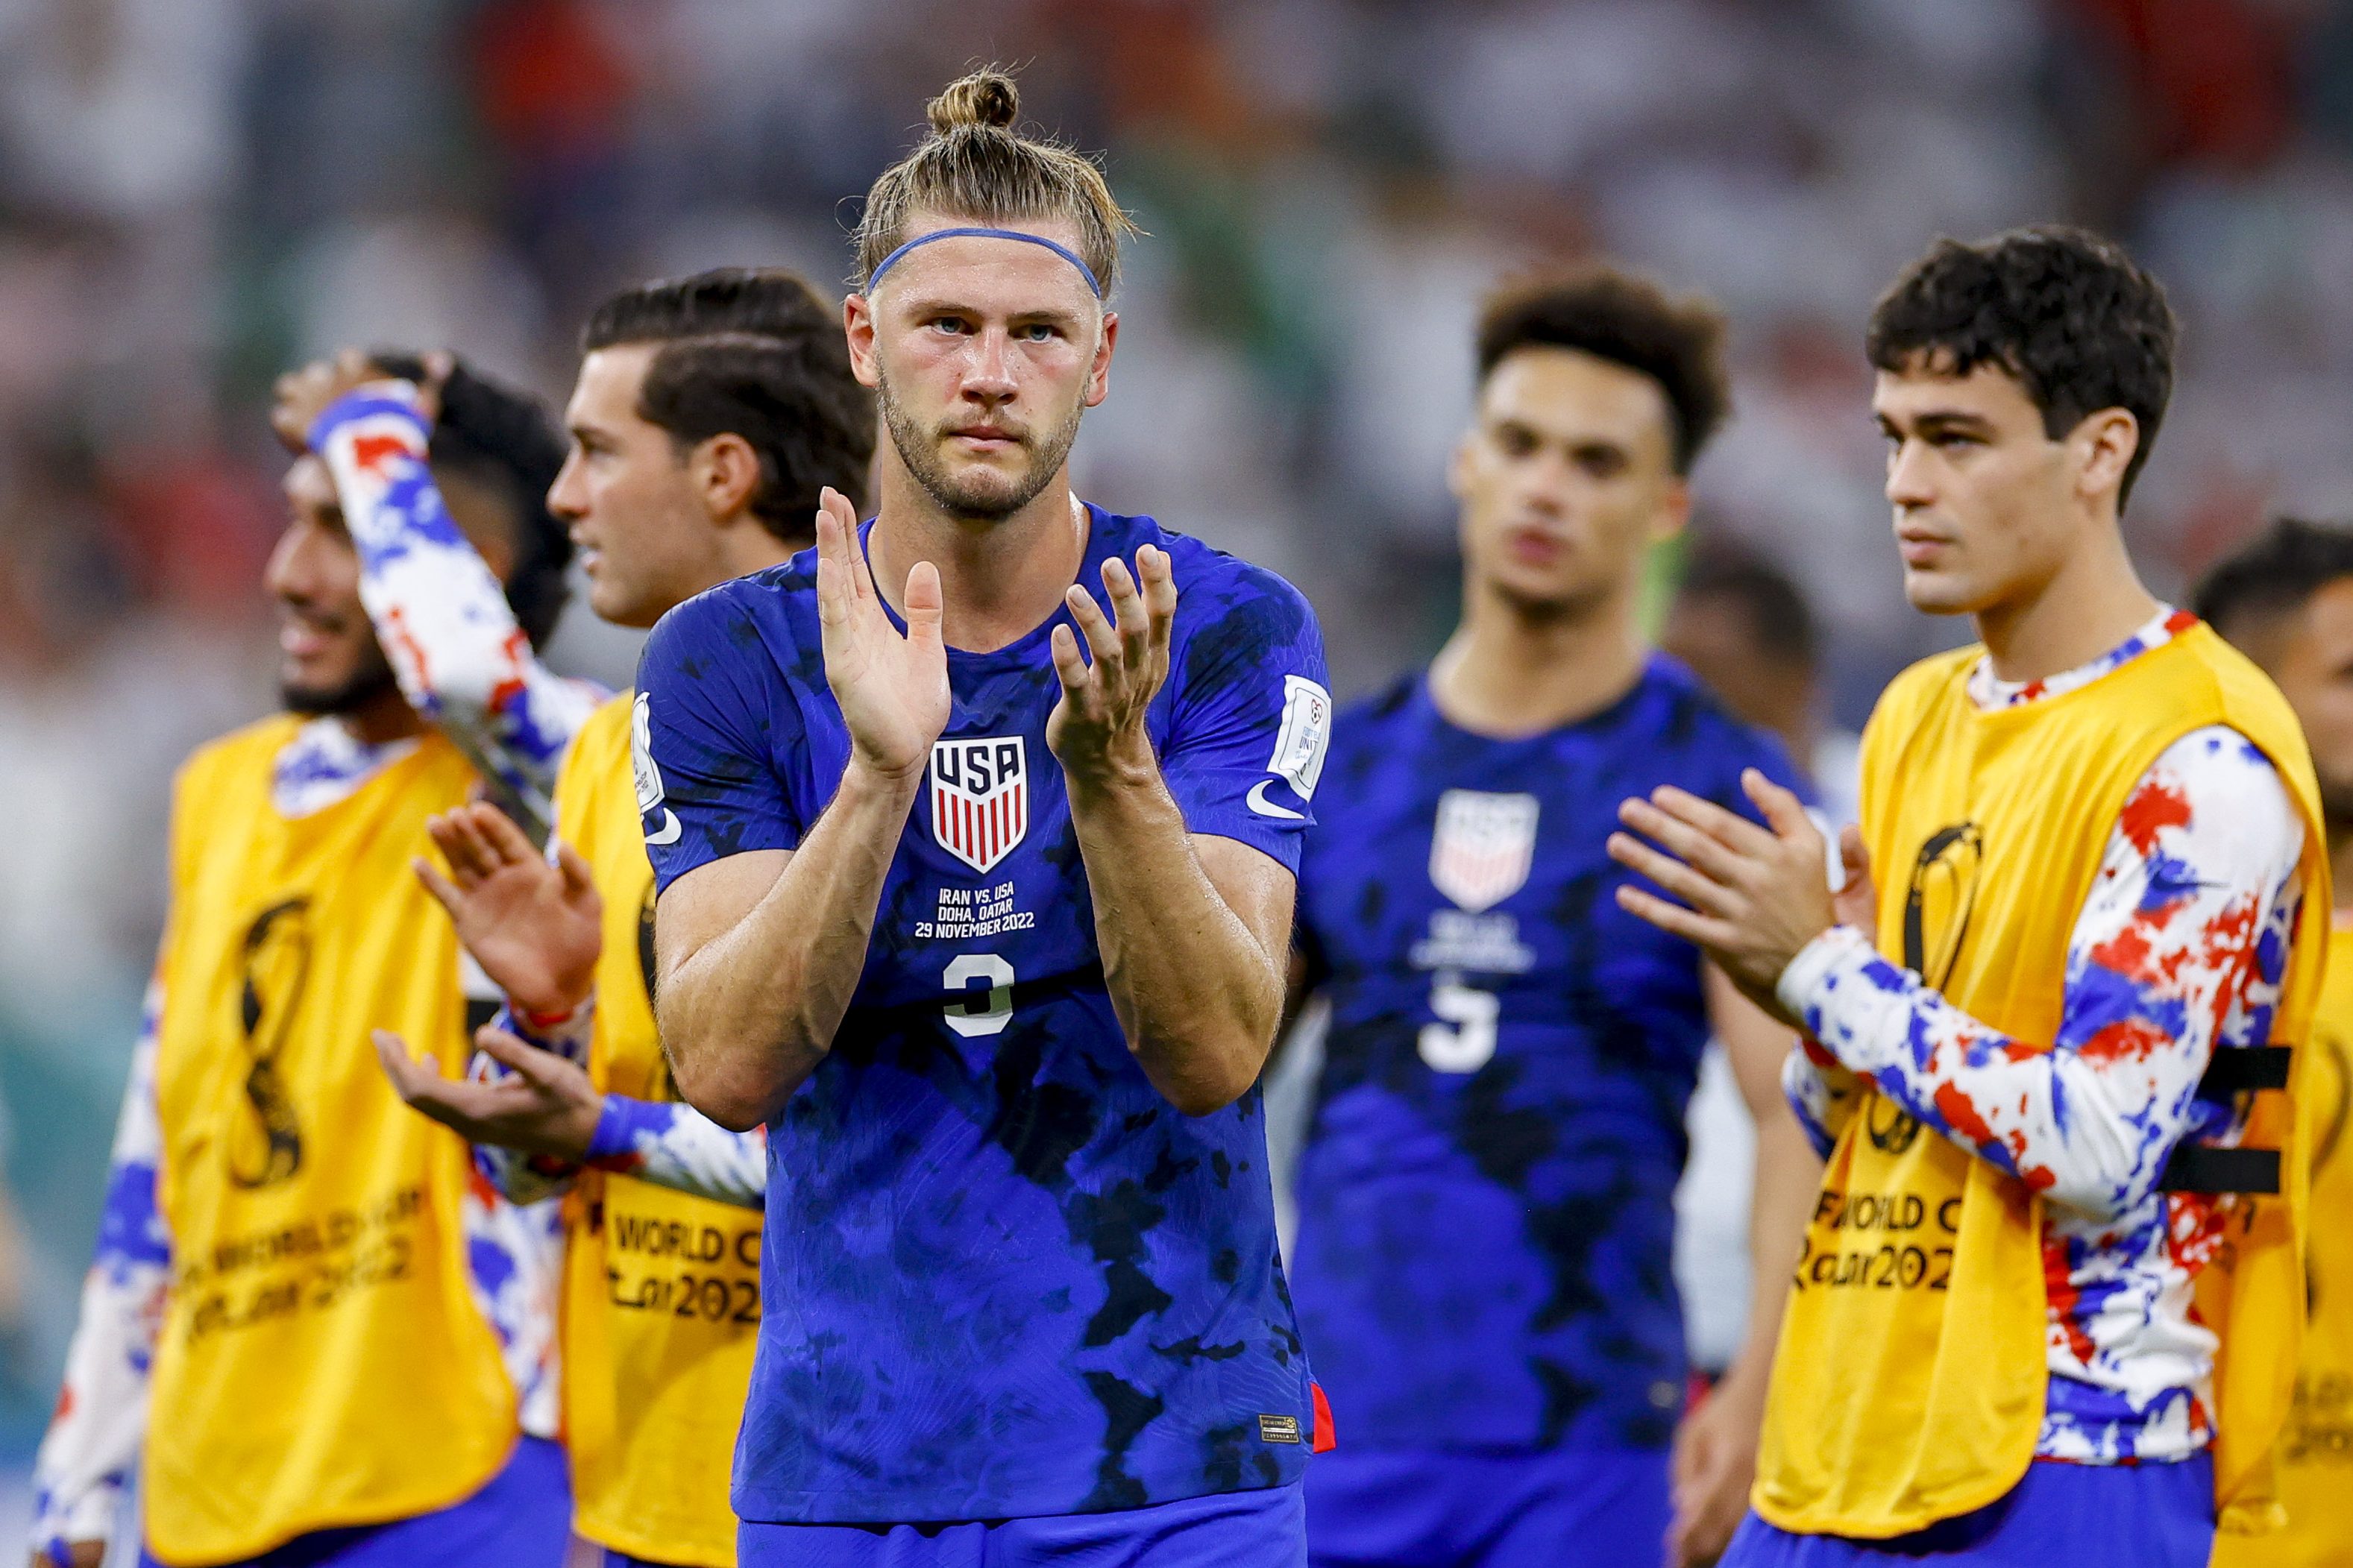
930, 736, 1028, 875
1429, 790, 1539, 913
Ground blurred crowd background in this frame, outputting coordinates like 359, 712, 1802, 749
1, 0, 2351, 1508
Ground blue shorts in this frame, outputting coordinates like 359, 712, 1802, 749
737, 1484, 1304, 1568
1721, 1454, 2214, 1568
1304, 1447, 1671, 1568
142, 1435, 571, 1568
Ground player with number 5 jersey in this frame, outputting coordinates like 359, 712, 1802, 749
1287, 267, 1818, 1568
633, 69, 1331, 1568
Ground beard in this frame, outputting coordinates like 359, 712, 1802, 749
281, 637, 401, 717
877, 367, 1084, 523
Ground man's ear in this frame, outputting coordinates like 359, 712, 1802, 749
845, 292, 882, 389
2071, 406, 2140, 507
1650, 476, 1692, 545
694, 432, 763, 524
1447, 429, 1476, 504
1084, 310, 1119, 408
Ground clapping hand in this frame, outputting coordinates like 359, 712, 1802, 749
1046, 545, 1177, 790
1605, 769, 1840, 1022
414, 802, 603, 1021
813, 488, 951, 785
373, 1024, 603, 1160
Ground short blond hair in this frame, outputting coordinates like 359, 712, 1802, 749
854, 68, 1139, 298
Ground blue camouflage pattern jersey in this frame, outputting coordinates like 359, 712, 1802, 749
633, 505, 1333, 1524
1289, 658, 1803, 1453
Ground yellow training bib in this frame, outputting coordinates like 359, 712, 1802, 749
145, 718, 516, 1566
559, 693, 755, 1567
2217, 922, 2353, 1567
1754, 622, 2330, 1540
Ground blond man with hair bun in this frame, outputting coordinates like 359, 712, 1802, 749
634, 68, 1334, 1568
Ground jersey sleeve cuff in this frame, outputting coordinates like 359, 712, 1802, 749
1172, 802, 1311, 875
587, 1095, 673, 1167
1775, 925, 1876, 1034
307, 385, 428, 456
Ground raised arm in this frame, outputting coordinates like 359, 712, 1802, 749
275, 353, 599, 836
582, 1098, 768, 1209
1772, 730, 2302, 1221
31, 989, 171, 1568
1669, 969, 1822, 1566
1609, 732, 2305, 1227
649, 493, 949, 1130
1046, 547, 1328, 1115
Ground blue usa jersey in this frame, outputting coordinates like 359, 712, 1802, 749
1289, 659, 1803, 1453
633, 506, 1332, 1524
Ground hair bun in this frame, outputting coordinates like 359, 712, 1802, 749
927, 69, 1020, 135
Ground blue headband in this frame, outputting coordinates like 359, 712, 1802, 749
866, 226, 1104, 298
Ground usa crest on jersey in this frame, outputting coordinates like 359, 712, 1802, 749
930, 736, 1028, 875
1428, 790, 1539, 913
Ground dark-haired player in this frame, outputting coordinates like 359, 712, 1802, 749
372, 267, 876, 1568
635, 70, 1330, 1567
1609, 227, 2328, 1567
29, 353, 597, 1568
1286, 265, 1818, 1568
2197, 519, 2353, 1568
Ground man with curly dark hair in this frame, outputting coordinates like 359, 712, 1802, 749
1284, 262, 1818, 1568
1610, 227, 2331, 1567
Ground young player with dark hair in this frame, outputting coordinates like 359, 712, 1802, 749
1609, 226, 2330, 1567
2197, 518, 2353, 1568
634, 70, 1332, 1567
29, 353, 600, 1568
371, 265, 876, 1568
1284, 264, 1818, 1568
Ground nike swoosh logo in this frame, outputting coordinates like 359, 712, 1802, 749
645, 809, 682, 846
1247, 780, 1304, 820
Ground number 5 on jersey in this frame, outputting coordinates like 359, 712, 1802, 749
1419, 978, 1497, 1072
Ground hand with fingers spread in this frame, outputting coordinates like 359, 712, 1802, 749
1605, 768, 1838, 1018
415, 802, 603, 1020
271, 347, 452, 454
373, 1024, 603, 1159
1047, 545, 1178, 790
814, 488, 951, 784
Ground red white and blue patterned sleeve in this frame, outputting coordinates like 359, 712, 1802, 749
310, 384, 601, 837
584, 1098, 767, 1210
31, 983, 171, 1559
1774, 726, 2304, 1222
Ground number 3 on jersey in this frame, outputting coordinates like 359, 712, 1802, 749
943, 953, 1015, 1038
1419, 977, 1497, 1072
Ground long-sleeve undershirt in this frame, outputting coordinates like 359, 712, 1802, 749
1779, 613, 2305, 1463
33, 382, 597, 1558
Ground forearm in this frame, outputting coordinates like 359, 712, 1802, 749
586, 1098, 767, 1209
1779, 929, 2164, 1212
1780, 1037, 1860, 1160
660, 763, 920, 1128
1066, 766, 1283, 1115
32, 1264, 154, 1555
311, 388, 594, 832
36, 1022, 170, 1555
1729, 1111, 1820, 1388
